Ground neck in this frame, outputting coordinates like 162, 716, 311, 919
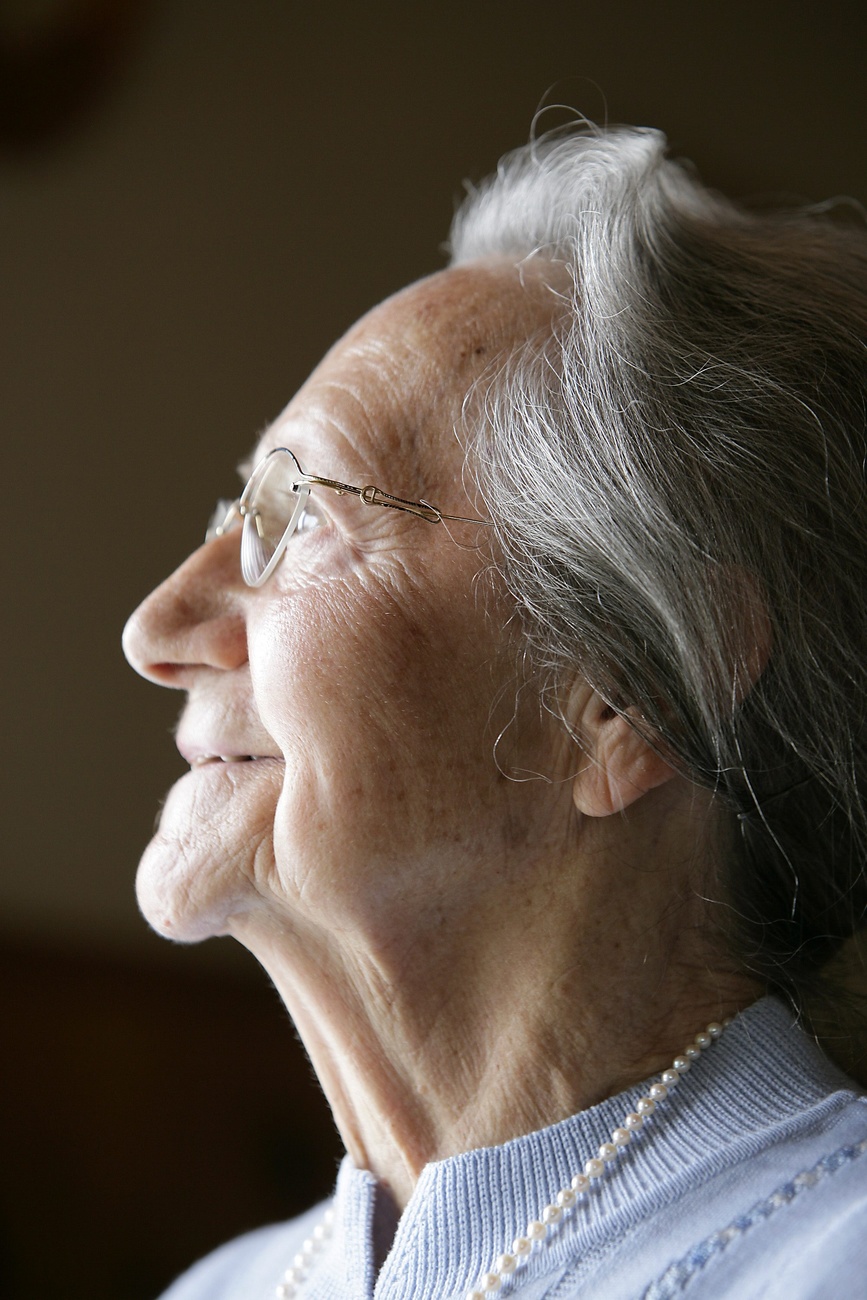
230, 784, 757, 1210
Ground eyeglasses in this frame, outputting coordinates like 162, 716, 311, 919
206, 446, 491, 587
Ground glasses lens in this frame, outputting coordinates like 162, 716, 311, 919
240, 449, 308, 585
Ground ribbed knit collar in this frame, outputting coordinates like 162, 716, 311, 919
314, 997, 853, 1299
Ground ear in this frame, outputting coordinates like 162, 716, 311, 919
570, 688, 677, 818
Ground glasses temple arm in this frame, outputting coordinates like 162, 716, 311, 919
296, 474, 490, 526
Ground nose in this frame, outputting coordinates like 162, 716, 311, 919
122, 534, 249, 688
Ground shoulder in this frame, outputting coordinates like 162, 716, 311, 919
156, 1202, 328, 1300
765, 1155, 867, 1296
644, 1120, 867, 1299
549, 1087, 867, 1300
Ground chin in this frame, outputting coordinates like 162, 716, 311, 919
135, 850, 227, 942
135, 761, 282, 942
135, 828, 261, 944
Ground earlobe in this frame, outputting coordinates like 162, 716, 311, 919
571, 697, 677, 818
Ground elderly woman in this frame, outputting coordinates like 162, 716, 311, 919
123, 125, 867, 1300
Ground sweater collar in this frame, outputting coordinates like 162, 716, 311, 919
323, 997, 850, 1299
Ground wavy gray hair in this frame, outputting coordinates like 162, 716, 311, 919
450, 126, 867, 1005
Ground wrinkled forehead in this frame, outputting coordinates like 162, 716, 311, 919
254, 259, 555, 497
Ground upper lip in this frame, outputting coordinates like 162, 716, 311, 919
175, 697, 282, 769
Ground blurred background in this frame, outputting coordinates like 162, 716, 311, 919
2, 1, 865, 1296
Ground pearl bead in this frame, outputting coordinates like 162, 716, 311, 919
584, 1157, 605, 1178
542, 1203, 563, 1224
612, 1127, 632, 1146
512, 1236, 532, 1256
661, 1069, 680, 1087
274, 1202, 336, 1297
707, 1022, 723, 1038
467, 1291, 485, 1300
480, 1272, 501, 1291
672, 1055, 691, 1072
684, 1044, 701, 1061
557, 1187, 577, 1207
695, 1031, 712, 1049
649, 1083, 667, 1101
598, 1142, 618, 1162
571, 1172, 590, 1192
527, 1219, 546, 1240
496, 1253, 517, 1274
624, 1112, 643, 1129
636, 1097, 656, 1115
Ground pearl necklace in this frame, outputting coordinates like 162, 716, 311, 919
276, 1019, 728, 1299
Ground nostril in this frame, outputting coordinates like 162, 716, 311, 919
142, 660, 191, 688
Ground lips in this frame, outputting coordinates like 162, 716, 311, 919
175, 710, 281, 771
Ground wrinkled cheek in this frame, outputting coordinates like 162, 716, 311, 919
268, 744, 365, 913
266, 723, 427, 939
248, 575, 503, 925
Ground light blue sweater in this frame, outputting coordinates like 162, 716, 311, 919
159, 998, 867, 1298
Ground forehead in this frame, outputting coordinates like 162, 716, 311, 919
257, 259, 554, 493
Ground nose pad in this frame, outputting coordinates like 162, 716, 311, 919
122, 534, 248, 687
205, 499, 243, 543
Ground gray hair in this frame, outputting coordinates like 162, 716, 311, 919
449, 125, 867, 1006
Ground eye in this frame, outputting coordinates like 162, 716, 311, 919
294, 500, 323, 536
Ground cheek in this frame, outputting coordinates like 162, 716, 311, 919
246, 573, 508, 917
252, 568, 495, 764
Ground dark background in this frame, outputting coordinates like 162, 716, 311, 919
2, 1, 866, 1297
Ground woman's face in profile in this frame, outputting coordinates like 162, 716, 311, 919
123, 261, 566, 961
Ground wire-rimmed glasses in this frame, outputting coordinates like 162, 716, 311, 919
206, 447, 490, 587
